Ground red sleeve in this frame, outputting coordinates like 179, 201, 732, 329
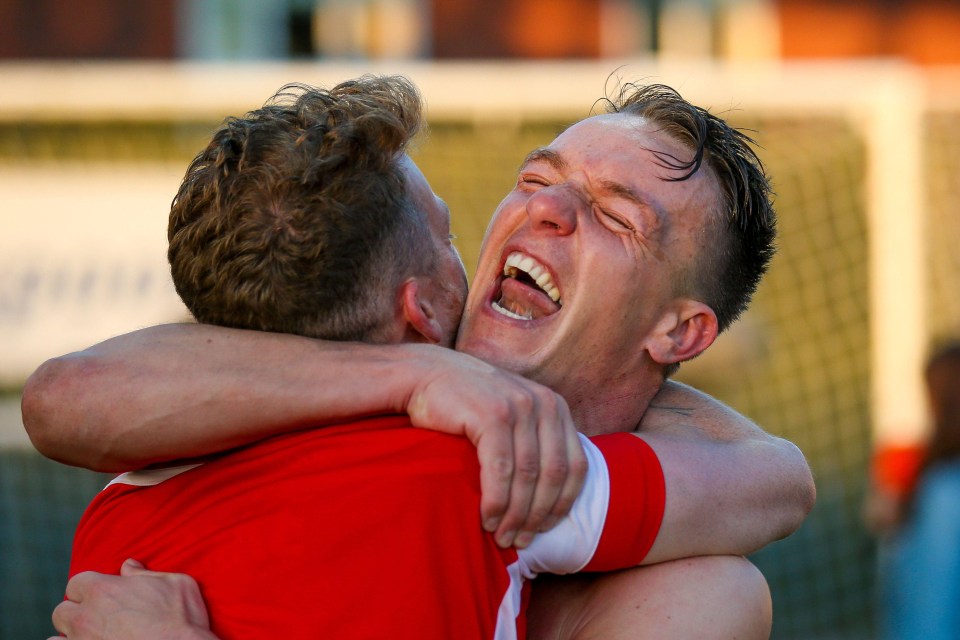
582, 433, 665, 571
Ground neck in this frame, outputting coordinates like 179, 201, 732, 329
561, 369, 664, 436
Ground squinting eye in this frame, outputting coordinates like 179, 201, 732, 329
600, 210, 635, 232
448, 233, 458, 241
519, 174, 548, 187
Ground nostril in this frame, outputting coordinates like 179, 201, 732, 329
526, 188, 577, 234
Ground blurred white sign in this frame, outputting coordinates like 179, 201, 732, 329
1, 162, 190, 385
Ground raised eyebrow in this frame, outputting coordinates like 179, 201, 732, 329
520, 148, 566, 171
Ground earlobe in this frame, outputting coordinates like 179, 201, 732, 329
647, 300, 719, 365
400, 279, 443, 344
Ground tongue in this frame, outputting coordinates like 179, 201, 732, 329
498, 277, 561, 319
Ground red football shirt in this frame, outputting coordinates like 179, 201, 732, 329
69, 416, 664, 639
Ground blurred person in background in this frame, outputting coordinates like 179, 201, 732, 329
865, 342, 960, 640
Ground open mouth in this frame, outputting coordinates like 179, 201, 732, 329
492, 251, 562, 321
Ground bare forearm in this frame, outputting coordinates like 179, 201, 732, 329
23, 323, 587, 542
528, 558, 772, 640
637, 381, 815, 562
22, 323, 427, 471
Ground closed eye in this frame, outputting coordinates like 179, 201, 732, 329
597, 208, 636, 233
518, 173, 550, 188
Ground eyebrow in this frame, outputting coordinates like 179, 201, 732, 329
523, 148, 642, 201
598, 179, 644, 206
521, 146, 667, 229
521, 148, 566, 171
602, 180, 666, 229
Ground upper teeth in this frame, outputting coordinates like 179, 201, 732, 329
503, 252, 561, 304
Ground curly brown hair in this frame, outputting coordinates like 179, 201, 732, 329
168, 75, 435, 341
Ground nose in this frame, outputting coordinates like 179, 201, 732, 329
526, 185, 579, 235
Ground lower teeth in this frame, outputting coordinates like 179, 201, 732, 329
492, 300, 532, 320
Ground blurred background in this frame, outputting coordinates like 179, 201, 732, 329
3, 0, 960, 638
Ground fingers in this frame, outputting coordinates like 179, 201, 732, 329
52, 599, 79, 637
508, 406, 563, 549
543, 409, 588, 532
52, 562, 213, 639
120, 561, 211, 628
58, 571, 125, 639
487, 391, 584, 549
505, 394, 583, 548
404, 350, 585, 550
64, 570, 102, 604
490, 400, 541, 548
119, 558, 145, 575
476, 426, 516, 535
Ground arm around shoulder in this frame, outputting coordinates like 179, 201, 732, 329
637, 380, 815, 562
22, 348, 130, 471
21, 323, 431, 471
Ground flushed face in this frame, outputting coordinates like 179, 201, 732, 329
455, 113, 720, 406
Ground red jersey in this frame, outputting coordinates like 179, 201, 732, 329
69, 416, 664, 639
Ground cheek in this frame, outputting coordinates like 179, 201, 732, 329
463, 284, 487, 314
481, 195, 523, 244
577, 258, 653, 323
450, 275, 468, 311
471, 239, 503, 292
446, 252, 467, 288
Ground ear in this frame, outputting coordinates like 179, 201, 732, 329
398, 278, 443, 344
645, 299, 719, 365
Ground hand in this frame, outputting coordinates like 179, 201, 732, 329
50, 559, 217, 640
402, 345, 588, 548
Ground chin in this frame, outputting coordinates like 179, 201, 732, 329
458, 336, 521, 374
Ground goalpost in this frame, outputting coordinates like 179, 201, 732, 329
1, 58, 939, 439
